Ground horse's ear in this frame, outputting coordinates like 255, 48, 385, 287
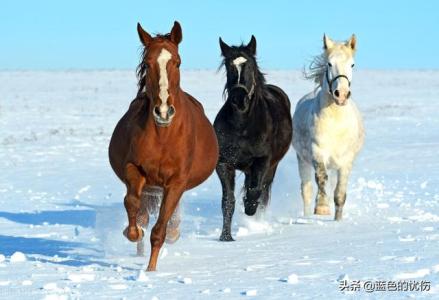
137, 23, 152, 47
246, 35, 257, 56
219, 37, 231, 56
323, 34, 334, 50
346, 34, 356, 51
170, 21, 183, 45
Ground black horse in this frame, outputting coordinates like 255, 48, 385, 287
214, 36, 293, 241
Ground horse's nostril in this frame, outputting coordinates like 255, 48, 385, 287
334, 90, 340, 98
347, 91, 351, 99
154, 106, 161, 116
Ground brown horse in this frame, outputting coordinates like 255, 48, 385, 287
108, 21, 218, 271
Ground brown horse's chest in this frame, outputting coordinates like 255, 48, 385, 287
130, 130, 191, 187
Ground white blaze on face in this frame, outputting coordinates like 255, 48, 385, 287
233, 56, 247, 84
157, 48, 172, 119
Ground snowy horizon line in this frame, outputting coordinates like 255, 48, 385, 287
1, 68, 439, 72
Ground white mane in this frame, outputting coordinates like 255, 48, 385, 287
303, 53, 327, 88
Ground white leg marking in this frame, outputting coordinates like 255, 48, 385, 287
157, 49, 172, 119
233, 56, 247, 84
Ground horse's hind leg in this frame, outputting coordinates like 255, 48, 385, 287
136, 193, 150, 256
313, 161, 331, 215
334, 167, 350, 221
123, 163, 146, 242
217, 163, 236, 241
297, 156, 313, 216
165, 204, 181, 244
147, 185, 184, 271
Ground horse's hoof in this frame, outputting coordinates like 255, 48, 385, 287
219, 233, 235, 242
146, 266, 156, 272
314, 205, 331, 215
136, 242, 145, 257
303, 205, 313, 217
165, 228, 180, 244
334, 210, 343, 221
123, 225, 144, 242
304, 211, 312, 217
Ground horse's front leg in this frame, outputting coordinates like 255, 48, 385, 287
244, 157, 270, 216
334, 167, 351, 221
217, 163, 236, 241
313, 161, 331, 215
147, 183, 184, 271
123, 163, 146, 242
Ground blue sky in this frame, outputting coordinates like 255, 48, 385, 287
1, 0, 438, 70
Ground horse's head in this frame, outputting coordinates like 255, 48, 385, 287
323, 34, 356, 106
137, 21, 182, 127
219, 36, 259, 112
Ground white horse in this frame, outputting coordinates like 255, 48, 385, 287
292, 34, 364, 220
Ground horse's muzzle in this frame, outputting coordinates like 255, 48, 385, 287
230, 86, 250, 111
153, 105, 176, 127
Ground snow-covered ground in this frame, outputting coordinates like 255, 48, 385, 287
0, 70, 438, 299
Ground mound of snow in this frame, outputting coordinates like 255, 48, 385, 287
137, 270, 149, 282
236, 217, 273, 237
286, 274, 299, 284
243, 289, 257, 296
67, 273, 95, 283
10, 251, 26, 263
179, 277, 192, 284
109, 284, 128, 290
43, 295, 68, 300
395, 268, 430, 279
43, 282, 58, 290
236, 227, 249, 237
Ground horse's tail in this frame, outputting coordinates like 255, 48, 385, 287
139, 186, 181, 243
262, 164, 278, 208
141, 186, 163, 217
136, 186, 163, 228
138, 186, 181, 229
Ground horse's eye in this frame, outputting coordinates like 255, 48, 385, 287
351, 64, 355, 68
328, 62, 332, 67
